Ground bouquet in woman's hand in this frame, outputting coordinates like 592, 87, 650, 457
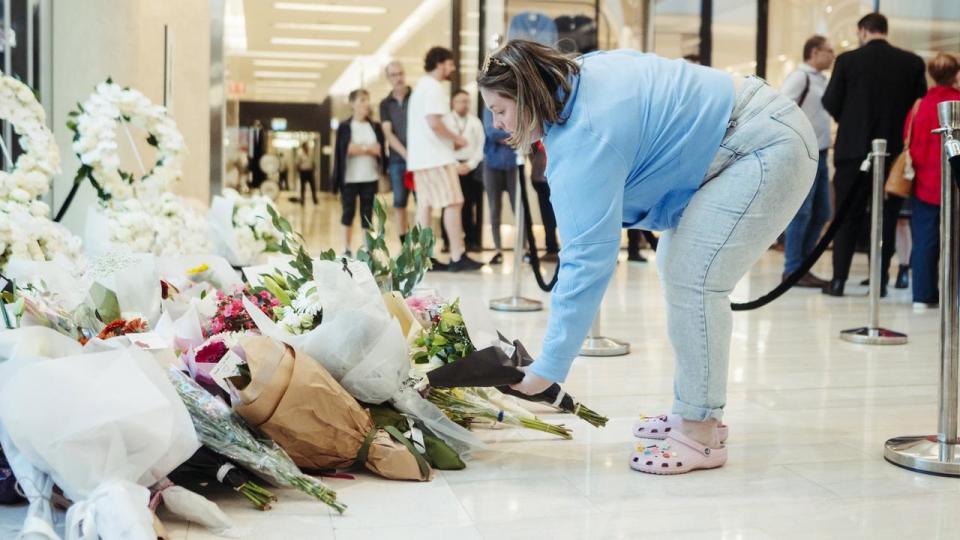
165, 367, 346, 514
423, 333, 609, 428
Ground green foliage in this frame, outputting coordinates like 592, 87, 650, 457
355, 198, 435, 297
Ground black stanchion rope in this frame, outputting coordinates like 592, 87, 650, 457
731, 168, 871, 311
516, 163, 873, 309
515, 166, 560, 293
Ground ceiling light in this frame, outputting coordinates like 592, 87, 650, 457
253, 59, 328, 69
255, 81, 318, 88
271, 37, 360, 47
224, 0, 247, 52
233, 50, 355, 61
329, 0, 445, 95
254, 88, 313, 94
254, 70, 321, 79
274, 22, 372, 32
274, 2, 386, 14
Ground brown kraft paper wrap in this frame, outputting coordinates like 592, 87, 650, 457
232, 336, 432, 481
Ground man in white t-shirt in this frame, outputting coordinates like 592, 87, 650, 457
406, 46, 483, 272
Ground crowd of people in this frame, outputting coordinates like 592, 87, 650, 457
780, 13, 959, 308
329, 12, 960, 302
332, 46, 563, 272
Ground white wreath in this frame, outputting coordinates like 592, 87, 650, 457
0, 75, 61, 202
0, 74, 83, 274
70, 79, 186, 202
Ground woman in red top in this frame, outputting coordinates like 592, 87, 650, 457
909, 52, 960, 308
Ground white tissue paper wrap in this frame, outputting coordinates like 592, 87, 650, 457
0, 327, 199, 540
244, 260, 481, 454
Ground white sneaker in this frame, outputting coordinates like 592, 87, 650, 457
913, 302, 936, 311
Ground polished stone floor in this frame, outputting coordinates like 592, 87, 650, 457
2, 194, 958, 539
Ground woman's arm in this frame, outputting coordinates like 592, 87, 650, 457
528, 132, 629, 383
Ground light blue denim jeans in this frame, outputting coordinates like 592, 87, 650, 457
656, 77, 818, 422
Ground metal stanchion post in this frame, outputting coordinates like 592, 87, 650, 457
840, 139, 908, 345
884, 101, 960, 477
490, 162, 542, 312
580, 308, 629, 356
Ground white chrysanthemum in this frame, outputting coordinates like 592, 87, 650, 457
292, 280, 324, 317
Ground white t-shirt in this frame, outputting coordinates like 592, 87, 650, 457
346, 120, 380, 184
406, 76, 456, 171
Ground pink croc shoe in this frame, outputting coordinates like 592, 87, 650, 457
633, 414, 729, 442
629, 431, 727, 475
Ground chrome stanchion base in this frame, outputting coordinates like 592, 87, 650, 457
489, 297, 543, 312
580, 337, 630, 357
884, 436, 960, 477
839, 327, 908, 345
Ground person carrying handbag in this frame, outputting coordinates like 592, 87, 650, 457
903, 53, 960, 308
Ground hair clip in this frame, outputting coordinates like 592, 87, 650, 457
481, 55, 505, 74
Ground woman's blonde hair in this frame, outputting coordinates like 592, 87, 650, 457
477, 40, 580, 148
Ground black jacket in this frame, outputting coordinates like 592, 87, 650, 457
822, 39, 926, 162
331, 117, 387, 193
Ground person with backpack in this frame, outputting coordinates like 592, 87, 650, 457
780, 35, 835, 288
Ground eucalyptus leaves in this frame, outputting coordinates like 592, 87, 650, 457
356, 198, 435, 297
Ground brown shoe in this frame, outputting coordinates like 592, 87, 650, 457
786, 272, 829, 288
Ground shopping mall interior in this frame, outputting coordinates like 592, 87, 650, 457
1, 1, 960, 539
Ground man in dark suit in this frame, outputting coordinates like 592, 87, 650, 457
821, 12, 927, 297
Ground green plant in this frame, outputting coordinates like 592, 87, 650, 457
356, 198, 434, 297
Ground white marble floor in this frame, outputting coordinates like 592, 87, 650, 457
3, 194, 959, 539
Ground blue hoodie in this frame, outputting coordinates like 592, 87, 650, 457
531, 49, 735, 383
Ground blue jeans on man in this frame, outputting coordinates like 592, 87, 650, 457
783, 149, 831, 285
388, 161, 410, 209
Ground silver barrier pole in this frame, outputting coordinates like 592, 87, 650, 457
490, 160, 542, 312
580, 307, 630, 356
884, 101, 960, 477
840, 139, 908, 345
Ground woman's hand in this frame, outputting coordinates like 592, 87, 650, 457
509, 367, 553, 395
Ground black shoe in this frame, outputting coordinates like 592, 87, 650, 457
540, 251, 559, 263
627, 252, 648, 263
448, 254, 484, 272
489, 252, 503, 265
429, 257, 448, 272
823, 279, 845, 297
787, 272, 829, 288
896, 265, 909, 289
